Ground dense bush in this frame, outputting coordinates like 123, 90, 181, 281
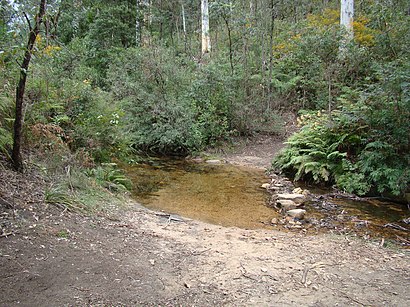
273, 61, 410, 196
107, 47, 239, 154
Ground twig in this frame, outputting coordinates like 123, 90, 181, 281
191, 248, 211, 256
0, 197, 13, 209
240, 263, 259, 281
72, 286, 90, 292
301, 266, 310, 286
0, 232, 15, 238
396, 235, 410, 245
384, 223, 408, 232
155, 213, 184, 222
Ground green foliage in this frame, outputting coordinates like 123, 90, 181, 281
85, 163, 132, 192
0, 95, 13, 158
274, 62, 410, 196
1, 0, 409, 202
107, 47, 236, 154
45, 184, 80, 211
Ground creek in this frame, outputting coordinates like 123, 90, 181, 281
123, 158, 409, 245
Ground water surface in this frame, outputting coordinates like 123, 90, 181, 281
123, 158, 409, 244
124, 159, 276, 229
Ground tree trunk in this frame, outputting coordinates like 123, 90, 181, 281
201, 0, 211, 55
12, 0, 47, 171
181, 1, 187, 53
340, 0, 354, 40
136, 0, 141, 47
223, 16, 233, 74
267, 0, 275, 111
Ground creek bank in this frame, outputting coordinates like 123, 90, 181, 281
259, 172, 410, 246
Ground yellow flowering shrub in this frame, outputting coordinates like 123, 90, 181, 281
307, 9, 378, 47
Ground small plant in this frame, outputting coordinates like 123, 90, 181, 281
86, 163, 132, 192
45, 184, 84, 212
56, 229, 70, 239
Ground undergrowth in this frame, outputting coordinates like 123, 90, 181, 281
273, 69, 410, 196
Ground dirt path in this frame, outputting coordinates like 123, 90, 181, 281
1, 137, 410, 306
207, 134, 285, 169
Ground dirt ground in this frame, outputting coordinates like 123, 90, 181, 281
1, 136, 409, 306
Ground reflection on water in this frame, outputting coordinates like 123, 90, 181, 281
123, 159, 277, 229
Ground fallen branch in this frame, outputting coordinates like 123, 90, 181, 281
384, 223, 408, 232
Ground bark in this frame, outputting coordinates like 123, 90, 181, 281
223, 16, 233, 74
267, 0, 276, 111
181, 1, 187, 52
12, 0, 47, 171
340, 0, 354, 40
136, 0, 141, 46
201, 0, 211, 55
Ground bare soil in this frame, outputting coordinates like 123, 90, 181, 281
1, 138, 409, 306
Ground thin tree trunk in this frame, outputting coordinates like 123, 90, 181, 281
136, 0, 141, 46
181, 1, 187, 52
223, 16, 233, 74
267, 0, 275, 112
12, 0, 47, 171
201, 0, 211, 55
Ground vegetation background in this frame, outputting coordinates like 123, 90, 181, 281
0, 0, 409, 200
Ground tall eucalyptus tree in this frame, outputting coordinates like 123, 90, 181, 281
201, 0, 211, 55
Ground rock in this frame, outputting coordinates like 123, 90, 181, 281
286, 209, 306, 219
206, 159, 222, 164
276, 199, 299, 211
277, 193, 306, 204
261, 183, 271, 189
292, 187, 304, 194
271, 218, 278, 225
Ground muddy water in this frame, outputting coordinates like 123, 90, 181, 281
124, 159, 277, 229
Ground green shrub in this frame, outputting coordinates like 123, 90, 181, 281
273, 62, 410, 196
85, 163, 132, 192
107, 47, 236, 154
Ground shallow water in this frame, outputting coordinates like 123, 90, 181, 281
123, 159, 277, 229
123, 158, 409, 243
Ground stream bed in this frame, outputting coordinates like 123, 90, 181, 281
124, 158, 274, 229
123, 158, 410, 245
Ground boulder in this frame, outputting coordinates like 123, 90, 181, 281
206, 159, 222, 164
261, 183, 271, 189
277, 193, 306, 204
276, 199, 298, 211
286, 209, 306, 219
292, 187, 304, 194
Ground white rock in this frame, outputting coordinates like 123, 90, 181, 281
286, 209, 306, 219
277, 193, 306, 204
261, 183, 271, 189
276, 199, 298, 211
206, 159, 222, 164
271, 218, 278, 225
292, 187, 304, 194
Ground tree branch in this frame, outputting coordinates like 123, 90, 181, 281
23, 12, 32, 31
